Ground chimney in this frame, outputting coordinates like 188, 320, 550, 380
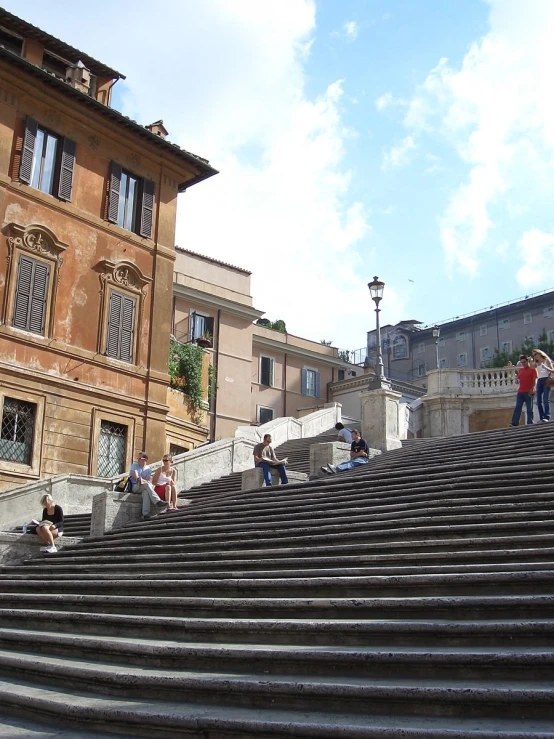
66, 60, 91, 93
146, 120, 169, 139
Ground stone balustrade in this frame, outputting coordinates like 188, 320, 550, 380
426, 367, 517, 397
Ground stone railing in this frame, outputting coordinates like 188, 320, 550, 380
426, 368, 517, 396
234, 403, 342, 447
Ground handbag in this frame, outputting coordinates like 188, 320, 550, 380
546, 374, 554, 388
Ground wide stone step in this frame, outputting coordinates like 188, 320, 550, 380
1, 649, 553, 719
1, 628, 553, 680
2, 607, 554, 643
1, 571, 554, 597
16, 546, 554, 574
2, 677, 554, 739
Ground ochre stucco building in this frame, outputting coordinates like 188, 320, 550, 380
0, 10, 216, 490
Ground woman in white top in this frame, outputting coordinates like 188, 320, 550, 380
152, 455, 178, 511
532, 349, 554, 422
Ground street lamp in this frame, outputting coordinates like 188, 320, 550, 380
368, 276, 391, 390
432, 325, 440, 369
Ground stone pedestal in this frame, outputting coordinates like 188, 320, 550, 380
241, 468, 308, 491
309, 442, 351, 477
361, 387, 403, 453
90, 491, 142, 536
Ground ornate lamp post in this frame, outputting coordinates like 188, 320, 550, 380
368, 276, 391, 390
432, 325, 440, 369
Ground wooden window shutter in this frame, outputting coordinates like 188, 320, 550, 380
19, 116, 38, 184
106, 291, 122, 357
57, 137, 76, 201
106, 290, 136, 362
190, 310, 197, 340
107, 162, 122, 223
301, 368, 308, 395
119, 295, 136, 362
13, 255, 49, 334
139, 178, 155, 238
314, 371, 321, 398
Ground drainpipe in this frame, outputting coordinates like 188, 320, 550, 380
211, 308, 221, 441
283, 353, 287, 417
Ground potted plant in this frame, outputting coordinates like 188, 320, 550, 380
196, 331, 213, 349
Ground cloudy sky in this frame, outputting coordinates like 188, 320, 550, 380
12, 0, 554, 350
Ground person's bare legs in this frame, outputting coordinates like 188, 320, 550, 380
36, 526, 54, 547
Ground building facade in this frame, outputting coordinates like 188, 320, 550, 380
368, 289, 554, 386
172, 248, 360, 440
0, 10, 215, 490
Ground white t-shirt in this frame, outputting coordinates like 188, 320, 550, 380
338, 428, 353, 444
156, 469, 174, 486
537, 362, 551, 378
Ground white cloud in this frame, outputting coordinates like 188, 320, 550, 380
10, 0, 375, 348
376, 92, 406, 112
516, 229, 554, 287
404, 0, 554, 277
381, 135, 416, 171
343, 20, 359, 41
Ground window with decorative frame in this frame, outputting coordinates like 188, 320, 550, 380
524, 312, 533, 325
97, 260, 151, 364
0, 388, 45, 476
2, 223, 66, 338
457, 353, 468, 367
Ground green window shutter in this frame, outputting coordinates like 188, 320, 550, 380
139, 178, 155, 238
107, 162, 122, 223
58, 137, 76, 201
20, 116, 38, 184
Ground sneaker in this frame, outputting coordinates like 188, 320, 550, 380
156, 500, 168, 509
321, 465, 332, 475
45, 546, 57, 554
142, 514, 151, 520
543, 419, 549, 423
328, 464, 337, 474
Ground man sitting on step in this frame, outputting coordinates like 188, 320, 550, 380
253, 434, 289, 486
129, 453, 168, 520
321, 429, 370, 475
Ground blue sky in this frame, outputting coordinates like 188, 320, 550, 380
10, 0, 554, 350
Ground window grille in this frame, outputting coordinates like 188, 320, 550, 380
97, 420, 127, 478
0, 397, 35, 465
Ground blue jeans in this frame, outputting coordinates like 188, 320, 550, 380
511, 392, 534, 426
336, 457, 369, 473
536, 377, 551, 421
256, 462, 288, 486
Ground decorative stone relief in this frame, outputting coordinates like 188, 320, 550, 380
97, 259, 151, 298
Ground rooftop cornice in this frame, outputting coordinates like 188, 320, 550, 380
253, 334, 346, 368
0, 8, 125, 79
172, 282, 264, 321
0, 47, 218, 191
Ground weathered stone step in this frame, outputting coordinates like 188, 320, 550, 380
2, 607, 554, 644
53, 533, 554, 566
2, 628, 553, 680
1, 649, 554, 719
108, 508, 554, 547
18, 545, 554, 573
1, 571, 554, 598
11, 559, 554, 580
55, 520, 554, 560
2, 677, 554, 739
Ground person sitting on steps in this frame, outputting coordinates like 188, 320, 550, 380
27, 494, 64, 554
321, 429, 370, 475
335, 422, 353, 444
253, 433, 289, 486
152, 454, 178, 511
129, 452, 167, 519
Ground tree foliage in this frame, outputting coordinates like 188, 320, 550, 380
484, 330, 554, 368
256, 318, 287, 333
168, 338, 204, 412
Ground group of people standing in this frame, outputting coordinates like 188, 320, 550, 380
511, 349, 554, 426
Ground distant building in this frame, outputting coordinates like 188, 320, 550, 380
367, 289, 554, 386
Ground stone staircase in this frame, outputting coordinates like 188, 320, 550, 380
180, 428, 338, 501
0, 423, 553, 737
